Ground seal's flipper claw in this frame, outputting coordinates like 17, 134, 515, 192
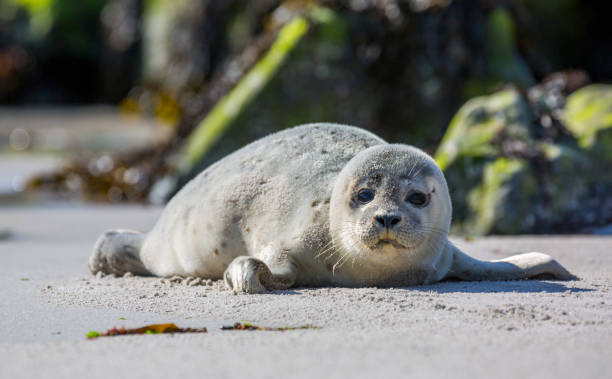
223, 256, 271, 294
89, 229, 150, 277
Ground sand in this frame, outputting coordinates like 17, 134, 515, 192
0, 204, 610, 379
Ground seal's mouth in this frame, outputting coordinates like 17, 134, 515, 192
374, 239, 406, 249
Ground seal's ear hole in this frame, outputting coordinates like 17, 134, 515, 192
405, 192, 430, 207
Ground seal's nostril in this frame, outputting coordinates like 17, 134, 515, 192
374, 215, 402, 228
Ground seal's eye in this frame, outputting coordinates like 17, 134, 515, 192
406, 192, 428, 207
357, 189, 375, 204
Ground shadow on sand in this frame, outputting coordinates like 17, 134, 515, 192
414, 279, 593, 294
268, 279, 592, 295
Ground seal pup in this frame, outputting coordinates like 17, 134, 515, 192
89, 123, 576, 293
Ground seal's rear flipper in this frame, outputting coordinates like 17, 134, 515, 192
89, 230, 151, 276
444, 243, 577, 281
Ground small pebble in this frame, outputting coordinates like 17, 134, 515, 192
186, 277, 202, 286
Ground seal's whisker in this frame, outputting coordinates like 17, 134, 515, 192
314, 240, 336, 259
320, 245, 342, 262
411, 164, 426, 179
419, 227, 447, 235
332, 250, 351, 274
407, 160, 418, 178
332, 236, 364, 273
323, 249, 341, 262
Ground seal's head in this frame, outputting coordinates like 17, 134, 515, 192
329, 144, 451, 271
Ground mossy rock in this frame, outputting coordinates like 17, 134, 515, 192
561, 84, 612, 225
543, 145, 588, 216
447, 155, 541, 235
436, 88, 537, 234
449, 143, 600, 235
564, 84, 612, 150
446, 153, 538, 235
435, 88, 533, 171
439, 86, 612, 235
463, 157, 536, 235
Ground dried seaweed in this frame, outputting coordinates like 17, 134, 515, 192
220, 322, 321, 331
86, 323, 207, 339
86, 322, 320, 339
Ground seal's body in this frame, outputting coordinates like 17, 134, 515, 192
90, 124, 575, 292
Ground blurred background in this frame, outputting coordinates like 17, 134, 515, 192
0, 0, 611, 235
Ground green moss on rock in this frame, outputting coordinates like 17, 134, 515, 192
435, 88, 532, 170
440, 83, 612, 235
465, 158, 534, 235
564, 84, 612, 148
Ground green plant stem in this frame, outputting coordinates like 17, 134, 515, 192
178, 17, 309, 175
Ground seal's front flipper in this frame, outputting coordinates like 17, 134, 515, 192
445, 243, 577, 281
224, 256, 296, 294
89, 229, 151, 276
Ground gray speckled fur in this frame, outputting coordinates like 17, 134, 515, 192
90, 123, 576, 292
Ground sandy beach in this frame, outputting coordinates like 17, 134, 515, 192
0, 204, 610, 378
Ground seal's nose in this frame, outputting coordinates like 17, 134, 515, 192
374, 214, 402, 229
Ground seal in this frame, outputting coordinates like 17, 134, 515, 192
89, 123, 576, 293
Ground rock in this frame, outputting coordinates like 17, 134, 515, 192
436, 83, 612, 235
435, 88, 533, 171
465, 157, 535, 235
564, 84, 612, 149
434, 88, 538, 234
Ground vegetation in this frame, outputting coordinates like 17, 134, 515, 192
2, 0, 611, 234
